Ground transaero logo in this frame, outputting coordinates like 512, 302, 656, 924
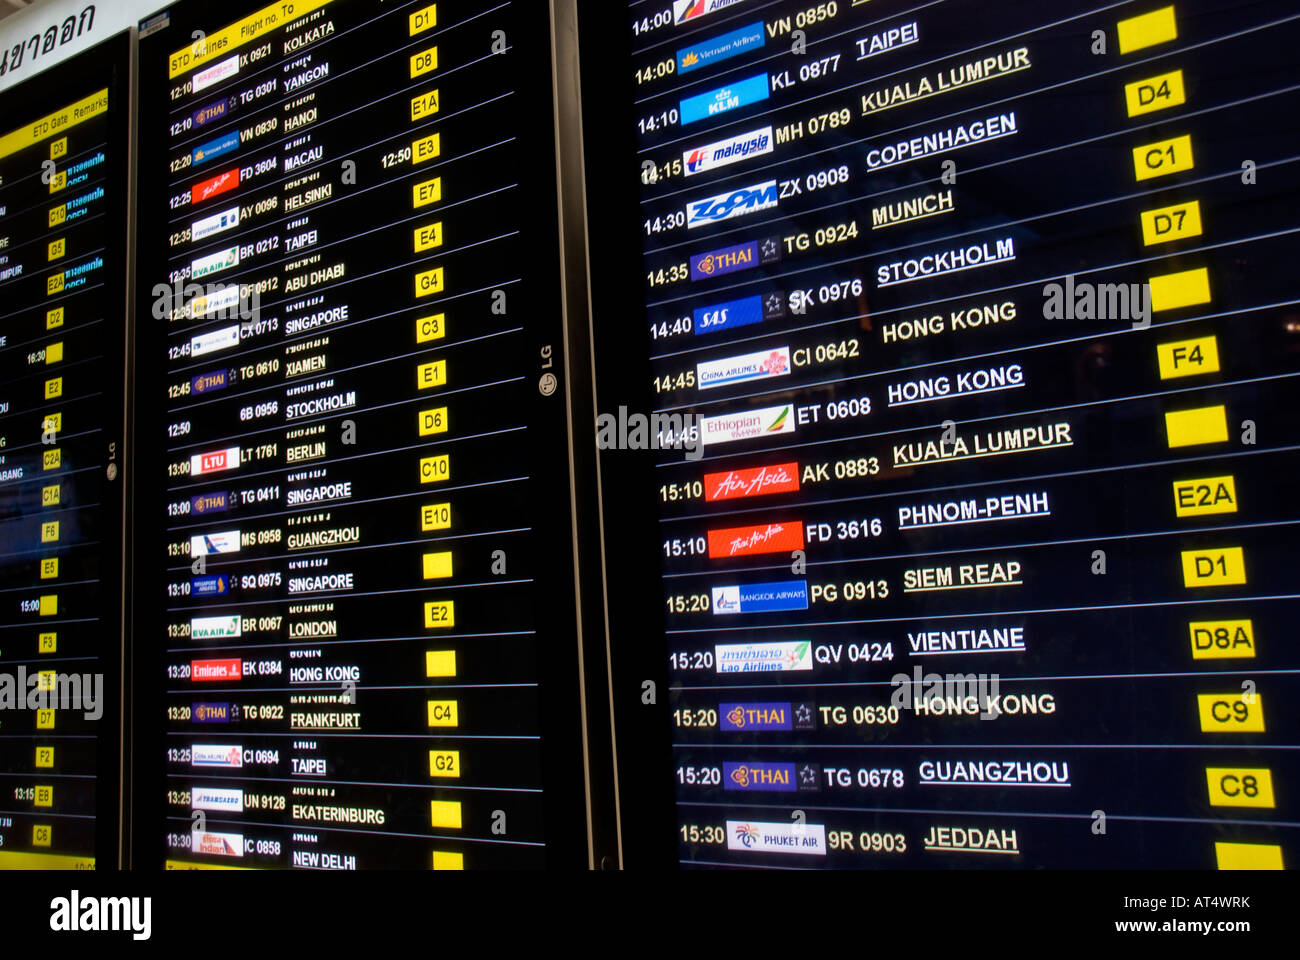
714, 639, 812, 673
674, 0, 749, 25
697, 345, 790, 389
192, 786, 244, 812
681, 73, 769, 125
712, 579, 809, 614
686, 180, 777, 228
678, 21, 765, 73
699, 403, 794, 445
728, 820, 827, 855
690, 240, 757, 280
684, 126, 773, 176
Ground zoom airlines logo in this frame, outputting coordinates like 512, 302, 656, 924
687, 181, 777, 229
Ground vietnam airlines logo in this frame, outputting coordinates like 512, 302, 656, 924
682, 52, 700, 68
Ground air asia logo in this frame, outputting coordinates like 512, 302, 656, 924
690, 240, 758, 280
697, 346, 790, 389
707, 521, 803, 558
191, 168, 240, 204
674, 0, 749, 26
705, 462, 800, 501
684, 126, 773, 176
687, 181, 778, 228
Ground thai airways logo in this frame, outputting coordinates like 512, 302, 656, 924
191, 131, 239, 166
707, 521, 803, 558
191, 491, 230, 515
192, 702, 232, 723
680, 73, 769, 125
697, 346, 789, 389
191, 743, 243, 768
678, 21, 765, 73
727, 820, 827, 854
724, 761, 798, 791
690, 240, 757, 281
684, 126, 773, 176
715, 640, 812, 673
699, 404, 794, 446
704, 462, 800, 501
674, 0, 749, 25
720, 702, 793, 731
193, 97, 235, 128
191, 446, 240, 477
191, 168, 240, 205
686, 180, 777, 229
712, 579, 809, 614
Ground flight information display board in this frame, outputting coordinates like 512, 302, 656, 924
0, 31, 131, 870
580, 0, 1300, 868
133, 0, 590, 869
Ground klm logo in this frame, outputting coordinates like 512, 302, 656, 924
709, 91, 741, 115
686, 181, 778, 229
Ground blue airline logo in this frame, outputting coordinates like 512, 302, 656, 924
678, 21, 765, 73
680, 73, 769, 125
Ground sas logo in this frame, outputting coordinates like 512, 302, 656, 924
727, 819, 827, 855
191, 743, 243, 768
192, 702, 232, 723
191, 168, 240, 205
699, 403, 794, 446
191, 574, 231, 597
684, 126, 773, 176
191, 369, 230, 395
192, 828, 244, 857
191, 658, 242, 681
715, 640, 813, 673
674, 0, 749, 26
680, 73, 769, 125
191, 446, 240, 476
697, 346, 790, 390
687, 180, 777, 229
192, 131, 240, 166
712, 579, 809, 614
690, 240, 757, 281
704, 462, 800, 502
191, 491, 230, 515
677, 21, 765, 74
707, 520, 803, 559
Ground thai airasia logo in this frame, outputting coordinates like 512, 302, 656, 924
191, 167, 240, 204
707, 521, 804, 558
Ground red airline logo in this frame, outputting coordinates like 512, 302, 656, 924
192, 658, 242, 681
191, 168, 240, 204
707, 521, 804, 559
704, 462, 800, 502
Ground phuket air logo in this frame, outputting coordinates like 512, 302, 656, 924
699, 404, 794, 446
684, 126, 773, 176
727, 820, 827, 855
674, 0, 749, 25
705, 462, 800, 501
697, 346, 789, 390
686, 180, 777, 229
